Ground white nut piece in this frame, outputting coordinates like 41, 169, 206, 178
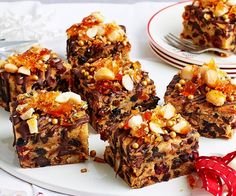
180, 65, 195, 80
226, 0, 236, 6
128, 115, 143, 129
122, 74, 134, 91
161, 103, 176, 119
27, 117, 38, 134
42, 54, 50, 61
172, 119, 191, 134
149, 121, 164, 135
205, 69, 218, 87
86, 26, 98, 38
94, 67, 115, 81
206, 90, 226, 106
107, 28, 124, 42
18, 66, 31, 76
193, 0, 199, 7
214, 3, 229, 17
97, 25, 105, 36
91, 12, 104, 23
20, 108, 35, 120
4, 63, 18, 73
16, 103, 28, 112
55, 92, 81, 103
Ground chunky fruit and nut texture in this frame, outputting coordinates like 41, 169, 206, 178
104, 104, 199, 188
71, 57, 159, 140
0, 46, 71, 111
182, 0, 236, 54
66, 12, 131, 67
165, 60, 236, 139
10, 91, 89, 168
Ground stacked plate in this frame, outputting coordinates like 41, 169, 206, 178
147, 0, 236, 77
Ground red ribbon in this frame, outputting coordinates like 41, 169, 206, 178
193, 151, 236, 196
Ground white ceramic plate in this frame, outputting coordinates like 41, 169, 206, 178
149, 42, 185, 70
147, 0, 236, 68
1, 58, 236, 196
149, 42, 236, 78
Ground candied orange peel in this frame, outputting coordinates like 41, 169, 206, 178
17, 91, 87, 126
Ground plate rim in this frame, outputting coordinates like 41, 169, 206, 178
149, 42, 236, 76
147, 0, 236, 66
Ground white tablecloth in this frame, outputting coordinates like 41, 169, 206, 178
0, 1, 173, 195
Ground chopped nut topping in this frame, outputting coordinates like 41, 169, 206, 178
179, 60, 235, 106
206, 90, 226, 106
122, 74, 134, 91
4, 63, 18, 73
171, 118, 191, 134
180, 65, 195, 80
16, 103, 28, 112
20, 108, 35, 120
123, 104, 193, 142
18, 66, 31, 76
86, 26, 98, 38
149, 121, 164, 135
16, 91, 87, 126
94, 67, 115, 81
91, 12, 104, 23
227, 0, 236, 6
128, 115, 143, 129
7, 46, 52, 72
204, 69, 218, 88
27, 117, 38, 134
214, 2, 229, 16
55, 92, 81, 104
161, 103, 176, 119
